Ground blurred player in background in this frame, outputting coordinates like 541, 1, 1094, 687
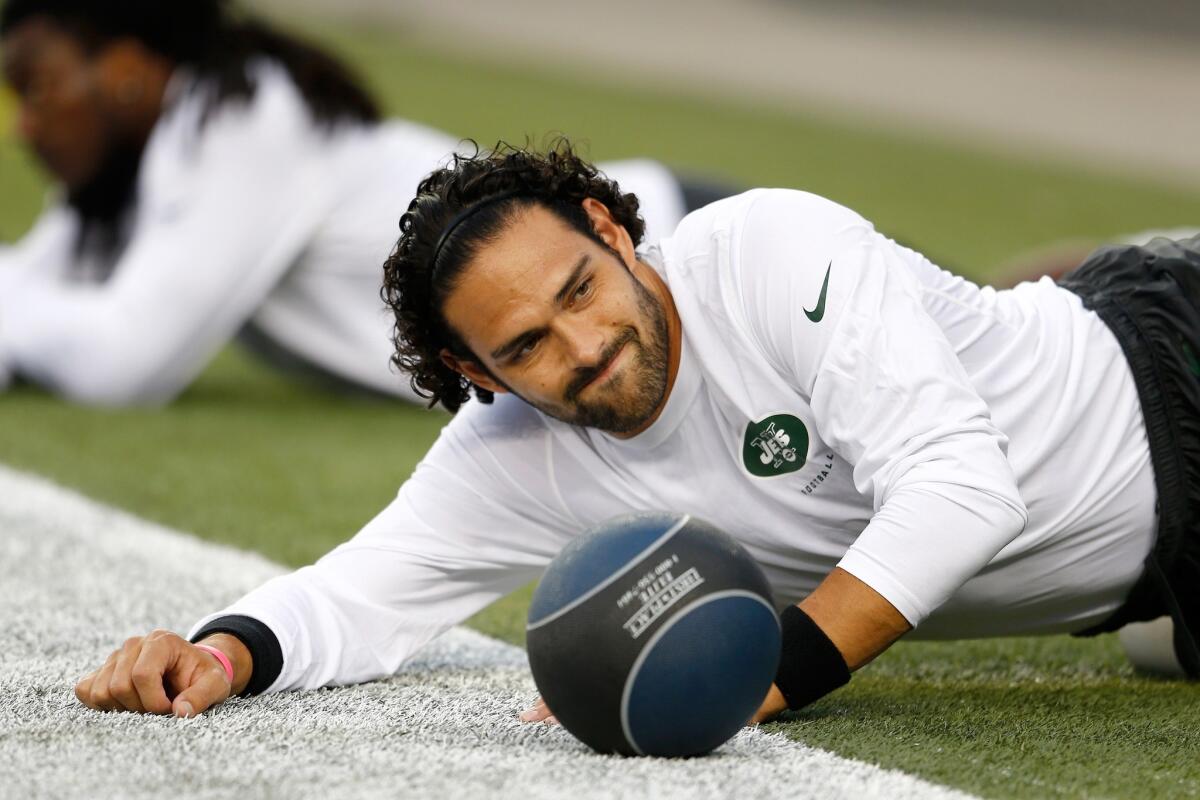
74, 142, 1199, 722
0, 0, 712, 404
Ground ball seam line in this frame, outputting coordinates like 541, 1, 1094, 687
526, 513, 692, 631
618, 589, 780, 756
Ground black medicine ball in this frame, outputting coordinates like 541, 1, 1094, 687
526, 512, 781, 757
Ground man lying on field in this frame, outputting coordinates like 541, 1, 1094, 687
75, 142, 1200, 722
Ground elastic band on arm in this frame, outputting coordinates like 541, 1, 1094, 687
191, 614, 284, 697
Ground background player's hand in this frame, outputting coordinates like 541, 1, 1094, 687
74, 629, 239, 717
519, 695, 559, 725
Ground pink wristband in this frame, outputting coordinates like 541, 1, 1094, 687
195, 644, 235, 685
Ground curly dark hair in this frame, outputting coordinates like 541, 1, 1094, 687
382, 139, 648, 413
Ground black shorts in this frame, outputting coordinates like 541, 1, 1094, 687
1059, 234, 1200, 678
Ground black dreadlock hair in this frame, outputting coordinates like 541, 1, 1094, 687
0, 0, 380, 127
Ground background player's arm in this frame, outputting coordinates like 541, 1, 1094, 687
0, 79, 327, 405
0, 206, 76, 391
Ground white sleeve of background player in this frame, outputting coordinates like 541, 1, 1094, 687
0, 204, 78, 390
189, 402, 571, 693
737, 190, 1028, 626
0, 81, 327, 406
0, 202, 77, 287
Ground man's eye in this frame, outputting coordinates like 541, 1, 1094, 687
514, 336, 541, 361
571, 279, 592, 305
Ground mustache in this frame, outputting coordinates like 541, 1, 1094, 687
564, 328, 637, 402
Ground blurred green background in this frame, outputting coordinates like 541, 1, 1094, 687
2, 13, 1198, 800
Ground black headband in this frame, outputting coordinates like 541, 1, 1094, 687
429, 190, 527, 279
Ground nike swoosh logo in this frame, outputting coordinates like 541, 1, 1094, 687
804, 261, 832, 323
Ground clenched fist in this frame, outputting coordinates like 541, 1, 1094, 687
74, 629, 250, 717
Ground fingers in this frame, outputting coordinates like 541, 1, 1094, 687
749, 683, 788, 725
171, 665, 231, 718
74, 629, 229, 717
750, 707, 777, 725
107, 637, 149, 713
519, 695, 558, 724
73, 672, 94, 706
130, 635, 175, 714
77, 649, 121, 711
518, 695, 549, 722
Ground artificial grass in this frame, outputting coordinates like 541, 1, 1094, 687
2, 16, 1200, 800
0, 90, 45, 242
313, 23, 1200, 280
0, 347, 444, 566
786, 636, 1198, 799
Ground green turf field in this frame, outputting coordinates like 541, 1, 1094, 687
2, 17, 1198, 800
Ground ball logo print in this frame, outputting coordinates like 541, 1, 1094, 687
526, 512, 781, 757
617, 554, 704, 639
743, 414, 809, 477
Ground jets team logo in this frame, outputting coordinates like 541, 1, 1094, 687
742, 414, 809, 477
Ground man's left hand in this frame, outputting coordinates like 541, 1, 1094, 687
518, 695, 559, 725
520, 685, 788, 728
751, 683, 788, 724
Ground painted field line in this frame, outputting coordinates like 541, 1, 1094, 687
0, 464, 976, 800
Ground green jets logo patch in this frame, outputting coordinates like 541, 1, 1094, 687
743, 414, 809, 477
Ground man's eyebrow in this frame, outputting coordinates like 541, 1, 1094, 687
490, 255, 591, 362
491, 329, 540, 362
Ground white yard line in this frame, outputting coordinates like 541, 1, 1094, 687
0, 464, 976, 800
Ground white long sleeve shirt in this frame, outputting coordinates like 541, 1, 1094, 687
193, 189, 1157, 694
0, 63, 686, 404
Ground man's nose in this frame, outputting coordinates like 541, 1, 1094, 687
559, 319, 607, 368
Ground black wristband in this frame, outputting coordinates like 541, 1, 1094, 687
191, 614, 283, 697
773, 605, 851, 710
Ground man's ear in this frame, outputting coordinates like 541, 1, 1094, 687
440, 349, 509, 395
582, 197, 637, 269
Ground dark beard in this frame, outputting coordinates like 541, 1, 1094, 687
66, 140, 143, 269
516, 271, 672, 435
